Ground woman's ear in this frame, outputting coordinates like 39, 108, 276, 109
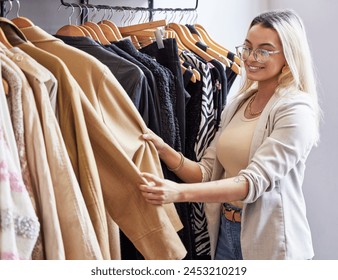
281, 64, 289, 74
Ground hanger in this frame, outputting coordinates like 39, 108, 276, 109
179, 23, 232, 67
79, 5, 110, 45
184, 23, 241, 75
98, 22, 119, 42
194, 24, 242, 66
119, 19, 167, 34
168, 23, 215, 61
10, 0, 34, 28
82, 21, 110, 45
169, 21, 242, 74
77, 25, 92, 38
101, 20, 123, 40
56, 3, 86, 37
0, 27, 13, 48
94, 7, 119, 42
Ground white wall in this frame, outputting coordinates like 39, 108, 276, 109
267, 0, 338, 261
4, 0, 336, 260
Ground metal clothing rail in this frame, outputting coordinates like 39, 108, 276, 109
60, 0, 199, 21
0, 0, 10, 17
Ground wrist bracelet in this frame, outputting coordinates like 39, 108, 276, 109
167, 152, 185, 172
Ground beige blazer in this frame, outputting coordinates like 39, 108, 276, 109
199, 88, 316, 259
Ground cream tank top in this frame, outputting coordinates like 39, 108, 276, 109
216, 96, 259, 208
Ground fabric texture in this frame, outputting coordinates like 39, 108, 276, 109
17, 21, 186, 260
199, 88, 316, 259
0, 68, 40, 260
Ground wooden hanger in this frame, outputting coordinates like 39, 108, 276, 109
56, 24, 86, 37
98, 22, 119, 42
168, 23, 214, 61
101, 20, 123, 40
180, 23, 241, 75
0, 27, 13, 49
119, 19, 167, 34
194, 24, 242, 66
82, 21, 111, 45
80, 25, 99, 41
77, 25, 92, 38
11, 16, 35, 28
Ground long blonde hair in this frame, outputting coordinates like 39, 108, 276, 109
239, 9, 321, 144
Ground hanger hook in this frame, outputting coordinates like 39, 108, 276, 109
57, 3, 74, 25
122, 9, 131, 27
100, 6, 107, 22
193, 10, 198, 24
108, 7, 114, 20
74, 3, 82, 25
15, 0, 20, 17
89, 5, 98, 22
4, 0, 13, 18
119, 7, 127, 27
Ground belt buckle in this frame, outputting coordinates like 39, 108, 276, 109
223, 205, 240, 222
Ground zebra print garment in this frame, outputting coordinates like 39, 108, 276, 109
181, 50, 217, 257
180, 51, 216, 160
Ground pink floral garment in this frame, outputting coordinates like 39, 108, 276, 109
0, 99, 40, 260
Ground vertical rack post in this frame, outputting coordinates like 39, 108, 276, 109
0, 0, 6, 17
148, 0, 153, 21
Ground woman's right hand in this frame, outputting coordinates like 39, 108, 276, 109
142, 129, 166, 155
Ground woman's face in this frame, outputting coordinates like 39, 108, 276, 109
243, 24, 286, 85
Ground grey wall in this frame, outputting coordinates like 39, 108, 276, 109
4, 0, 336, 259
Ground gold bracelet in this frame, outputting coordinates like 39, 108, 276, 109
167, 152, 184, 172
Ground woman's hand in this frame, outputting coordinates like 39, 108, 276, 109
142, 130, 166, 155
138, 172, 182, 204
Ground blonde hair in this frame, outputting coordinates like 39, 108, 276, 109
239, 9, 321, 144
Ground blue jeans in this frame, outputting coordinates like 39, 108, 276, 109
215, 204, 243, 260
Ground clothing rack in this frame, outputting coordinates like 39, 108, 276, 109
60, 0, 199, 22
0, 0, 10, 17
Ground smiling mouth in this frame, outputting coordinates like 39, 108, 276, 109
247, 65, 264, 70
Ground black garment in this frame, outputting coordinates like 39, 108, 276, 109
106, 43, 162, 136
113, 38, 181, 152
140, 38, 189, 154
54, 35, 160, 135
141, 39, 208, 260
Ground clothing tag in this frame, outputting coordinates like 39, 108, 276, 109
154, 28, 164, 49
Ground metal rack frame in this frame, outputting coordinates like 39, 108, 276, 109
60, 0, 199, 21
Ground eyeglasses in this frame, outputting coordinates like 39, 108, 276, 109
235, 45, 281, 63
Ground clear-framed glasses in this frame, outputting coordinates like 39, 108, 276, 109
235, 45, 281, 63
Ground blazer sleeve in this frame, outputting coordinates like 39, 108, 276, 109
240, 94, 317, 203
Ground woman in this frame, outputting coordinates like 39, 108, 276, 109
139, 9, 320, 260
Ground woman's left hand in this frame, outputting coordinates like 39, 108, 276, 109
138, 172, 182, 204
